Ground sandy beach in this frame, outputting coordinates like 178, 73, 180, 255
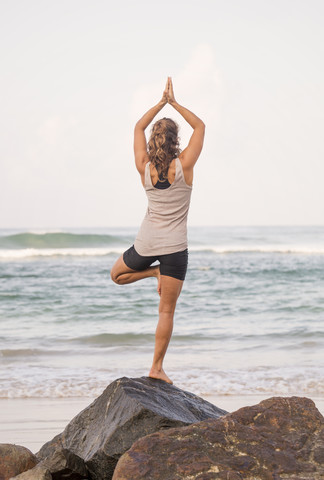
1, 394, 323, 454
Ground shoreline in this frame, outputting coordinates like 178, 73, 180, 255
1, 394, 323, 453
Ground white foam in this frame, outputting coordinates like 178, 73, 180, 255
1, 244, 324, 260
27, 229, 64, 235
0, 247, 124, 259
1, 365, 323, 398
190, 245, 324, 254
173, 366, 324, 397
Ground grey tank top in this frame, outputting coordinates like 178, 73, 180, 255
134, 158, 192, 256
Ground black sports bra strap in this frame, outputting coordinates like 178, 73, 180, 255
154, 179, 171, 189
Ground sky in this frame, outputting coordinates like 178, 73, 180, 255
1, 0, 323, 228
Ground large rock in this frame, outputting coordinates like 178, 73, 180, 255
11, 449, 88, 480
37, 377, 227, 480
113, 396, 324, 479
9, 465, 51, 480
0, 444, 37, 480
41, 448, 88, 479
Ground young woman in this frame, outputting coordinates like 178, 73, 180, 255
111, 77, 205, 384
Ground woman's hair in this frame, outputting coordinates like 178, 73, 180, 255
147, 117, 182, 180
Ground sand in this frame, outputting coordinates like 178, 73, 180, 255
1, 395, 323, 454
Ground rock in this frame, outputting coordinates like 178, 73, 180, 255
0, 444, 37, 480
37, 377, 227, 480
13, 449, 88, 480
41, 449, 88, 479
9, 465, 51, 480
112, 396, 324, 480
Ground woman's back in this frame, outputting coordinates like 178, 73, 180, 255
134, 158, 192, 256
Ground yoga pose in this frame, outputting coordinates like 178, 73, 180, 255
111, 77, 205, 384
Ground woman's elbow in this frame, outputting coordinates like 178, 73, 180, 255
195, 120, 205, 130
134, 121, 145, 131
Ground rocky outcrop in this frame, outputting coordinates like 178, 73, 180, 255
37, 376, 227, 480
113, 396, 324, 480
0, 444, 37, 480
7, 379, 322, 480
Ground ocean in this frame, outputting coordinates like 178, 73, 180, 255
0, 225, 323, 401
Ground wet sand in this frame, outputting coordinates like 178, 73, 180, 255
1, 395, 323, 453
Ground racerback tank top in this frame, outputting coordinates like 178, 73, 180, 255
134, 158, 192, 256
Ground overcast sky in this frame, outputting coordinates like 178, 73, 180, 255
1, 0, 323, 228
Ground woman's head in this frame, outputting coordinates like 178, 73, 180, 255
147, 118, 181, 180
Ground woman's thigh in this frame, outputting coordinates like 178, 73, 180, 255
110, 255, 136, 281
123, 245, 157, 271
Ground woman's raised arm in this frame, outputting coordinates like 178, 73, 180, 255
167, 77, 205, 169
133, 80, 168, 174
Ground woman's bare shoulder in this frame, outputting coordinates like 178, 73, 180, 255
178, 154, 193, 186
178, 152, 191, 169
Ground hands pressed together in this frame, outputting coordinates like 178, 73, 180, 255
161, 77, 176, 106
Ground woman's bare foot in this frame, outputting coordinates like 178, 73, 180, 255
149, 367, 173, 384
153, 265, 161, 296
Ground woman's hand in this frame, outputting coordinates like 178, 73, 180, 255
160, 77, 177, 106
160, 77, 169, 106
135, 77, 178, 132
166, 77, 176, 105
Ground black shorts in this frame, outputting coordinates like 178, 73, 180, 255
123, 245, 188, 281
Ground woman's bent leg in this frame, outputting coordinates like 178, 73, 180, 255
149, 275, 183, 384
110, 255, 159, 285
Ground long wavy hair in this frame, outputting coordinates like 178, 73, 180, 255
147, 118, 182, 180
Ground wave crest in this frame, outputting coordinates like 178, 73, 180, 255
0, 232, 128, 249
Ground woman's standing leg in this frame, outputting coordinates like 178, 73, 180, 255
149, 275, 183, 384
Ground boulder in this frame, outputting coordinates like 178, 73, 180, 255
0, 444, 37, 480
37, 376, 227, 480
113, 396, 324, 479
9, 465, 51, 480
11, 449, 88, 480
41, 448, 88, 479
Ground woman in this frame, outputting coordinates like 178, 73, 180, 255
111, 77, 205, 384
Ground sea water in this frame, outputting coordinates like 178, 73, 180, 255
0, 226, 323, 399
